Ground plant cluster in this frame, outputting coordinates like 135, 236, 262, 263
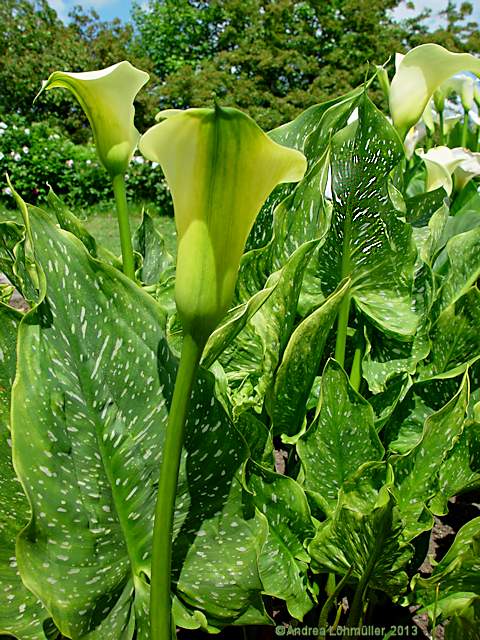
0, 43, 479, 640
0, 112, 172, 212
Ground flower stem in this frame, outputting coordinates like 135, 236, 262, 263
349, 327, 364, 392
438, 109, 445, 146
334, 293, 351, 368
461, 109, 469, 148
112, 174, 135, 280
150, 333, 203, 640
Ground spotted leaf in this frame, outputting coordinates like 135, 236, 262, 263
10, 204, 272, 637
297, 360, 384, 514
269, 278, 350, 437
308, 463, 412, 598
391, 373, 469, 540
313, 94, 417, 339
0, 303, 52, 639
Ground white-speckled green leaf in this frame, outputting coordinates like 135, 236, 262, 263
313, 94, 417, 338
0, 303, 52, 639
269, 279, 350, 437
246, 460, 315, 620
297, 360, 384, 513
245, 86, 364, 254
369, 373, 412, 431
10, 204, 273, 637
308, 462, 412, 597
444, 598, 480, 640
132, 210, 174, 285
391, 373, 469, 540
429, 415, 480, 515
220, 240, 318, 417
412, 517, 480, 623
362, 264, 433, 393
201, 286, 274, 370
0, 221, 38, 305
419, 287, 480, 380
435, 227, 480, 314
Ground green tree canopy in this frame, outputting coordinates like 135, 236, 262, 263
0, 0, 158, 140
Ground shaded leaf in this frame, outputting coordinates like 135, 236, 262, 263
0, 303, 51, 639
412, 517, 480, 621
308, 463, 412, 598
392, 373, 469, 540
246, 461, 315, 620
297, 360, 384, 513
221, 240, 317, 417
269, 278, 350, 437
419, 287, 480, 380
132, 210, 174, 285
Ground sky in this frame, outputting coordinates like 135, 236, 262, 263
47, 0, 134, 23
392, 0, 480, 28
46, 0, 480, 27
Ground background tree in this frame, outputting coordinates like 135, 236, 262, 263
0, 0, 159, 141
133, 0, 407, 129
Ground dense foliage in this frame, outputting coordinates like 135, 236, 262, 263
0, 40, 480, 638
1, 0, 479, 207
0, 112, 172, 211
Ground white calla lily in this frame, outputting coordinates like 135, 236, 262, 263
139, 105, 307, 345
443, 74, 475, 111
390, 44, 480, 137
404, 122, 427, 159
453, 150, 480, 190
38, 62, 149, 178
416, 146, 480, 195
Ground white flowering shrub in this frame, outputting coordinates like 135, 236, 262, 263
0, 113, 172, 214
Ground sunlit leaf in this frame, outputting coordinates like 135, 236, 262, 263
313, 94, 417, 338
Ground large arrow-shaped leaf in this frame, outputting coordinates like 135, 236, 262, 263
297, 360, 384, 514
10, 204, 271, 637
392, 373, 469, 540
0, 303, 52, 639
314, 94, 417, 338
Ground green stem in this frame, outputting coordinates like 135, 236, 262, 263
334, 293, 351, 368
461, 109, 469, 148
347, 577, 368, 628
319, 567, 353, 628
112, 174, 135, 280
438, 109, 445, 146
349, 327, 364, 392
150, 334, 203, 640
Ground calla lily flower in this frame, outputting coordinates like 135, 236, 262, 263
38, 62, 149, 178
416, 146, 480, 195
390, 44, 480, 138
443, 74, 475, 112
139, 106, 307, 345
474, 83, 480, 109
404, 122, 427, 159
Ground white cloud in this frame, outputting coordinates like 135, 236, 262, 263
47, 0, 69, 22
392, 0, 480, 29
47, 0, 122, 22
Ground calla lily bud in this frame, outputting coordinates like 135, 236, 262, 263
38, 62, 149, 178
390, 44, 480, 138
139, 105, 307, 346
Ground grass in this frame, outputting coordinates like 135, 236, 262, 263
0, 200, 177, 258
